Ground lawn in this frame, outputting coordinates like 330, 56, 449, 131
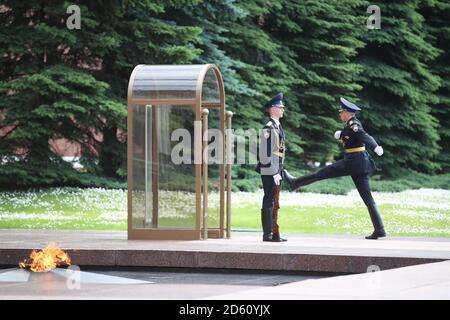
0, 187, 449, 237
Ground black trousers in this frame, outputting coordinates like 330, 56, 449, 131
301, 160, 376, 209
313, 158, 375, 207
351, 175, 377, 209
261, 175, 276, 209
294, 156, 384, 231
261, 175, 283, 238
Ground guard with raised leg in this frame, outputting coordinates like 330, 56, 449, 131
283, 97, 386, 240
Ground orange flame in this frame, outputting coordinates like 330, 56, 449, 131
19, 243, 71, 272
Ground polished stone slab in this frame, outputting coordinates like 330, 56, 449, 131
0, 267, 152, 284
0, 230, 449, 273
0, 262, 448, 300
207, 260, 450, 300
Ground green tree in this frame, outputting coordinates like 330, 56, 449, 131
420, 0, 450, 173
0, 0, 201, 187
92, 0, 201, 177
171, 0, 296, 182
173, 0, 287, 125
356, 0, 441, 176
263, 0, 366, 167
175, 0, 367, 177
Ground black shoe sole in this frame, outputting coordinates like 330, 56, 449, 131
365, 234, 386, 240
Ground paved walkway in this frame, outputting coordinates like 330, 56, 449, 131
0, 230, 449, 273
0, 229, 449, 299
1, 261, 448, 300
207, 260, 450, 300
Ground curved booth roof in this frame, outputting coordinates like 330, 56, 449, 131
127, 64, 224, 107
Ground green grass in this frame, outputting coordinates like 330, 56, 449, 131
233, 204, 450, 238
0, 187, 449, 237
0, 188, 126, 230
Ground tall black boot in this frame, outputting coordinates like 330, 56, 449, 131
282, 169, 318, 191
365, 204, 386, 240
282, 169, 297, 185
261, 207, 273, 241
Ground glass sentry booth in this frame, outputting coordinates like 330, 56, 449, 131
127, 64, 232, 240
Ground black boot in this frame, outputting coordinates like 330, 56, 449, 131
282, 169, 297, 186
282, 169, 317, 191
261, 208, 273, 241
365, 205, 386, 240
272, 234, 288, 242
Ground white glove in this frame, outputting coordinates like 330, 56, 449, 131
334, 130, 342, 140
374, 146, 384, 156
273, 174, 282, 185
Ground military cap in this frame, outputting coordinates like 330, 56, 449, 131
264, 93, 285, 109
340, 97, 361, 112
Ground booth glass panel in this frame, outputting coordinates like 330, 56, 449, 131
131, 104, 198, 230
131, 104, 146, 228
205, 108, 222, 229
202, 68, 221, 103
157, 105, 197, 229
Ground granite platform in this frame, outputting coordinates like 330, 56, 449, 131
0, 230, 449, 274
206, 260, 450, 300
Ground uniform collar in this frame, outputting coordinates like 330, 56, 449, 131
346, 116, 357, 125
270, 117, 281, 127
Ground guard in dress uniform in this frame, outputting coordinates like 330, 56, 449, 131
283, 97, 387, 240
256, 93, 288, 242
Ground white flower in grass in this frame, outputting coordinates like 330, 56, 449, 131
376, 189, 450, 211
99, 211, 127, 221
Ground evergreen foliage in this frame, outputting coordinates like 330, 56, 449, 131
356, 0, 442, 176
0, 0, 448, 188
0, 0, 201, 187
420, 0, 450, 172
